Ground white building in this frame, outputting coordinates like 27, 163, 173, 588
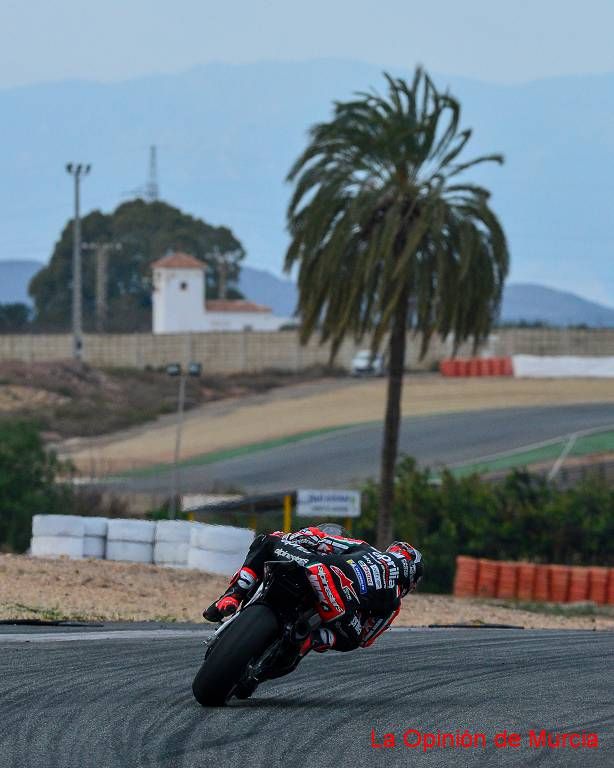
152, 252, 289, 333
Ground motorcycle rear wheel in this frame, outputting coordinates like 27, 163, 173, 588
192, 605, 279, 706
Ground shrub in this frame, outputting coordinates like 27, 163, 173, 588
356, 457, 614, 593
0, 421, 72, 552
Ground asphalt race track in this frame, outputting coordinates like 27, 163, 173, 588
1, 626, 612, 768
111, 402, 614, 492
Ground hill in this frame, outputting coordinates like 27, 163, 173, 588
0, 60, 613, 307
2, 259, 614, 327
501, 283, 614, 327
0, 260, 43, 305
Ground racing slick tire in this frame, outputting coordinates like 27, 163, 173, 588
192, 605, 279, 707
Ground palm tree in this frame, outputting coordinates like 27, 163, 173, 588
285, 69, 509, 548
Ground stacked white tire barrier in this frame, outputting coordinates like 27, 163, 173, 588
513, 355, 614, 378
29, 515, 255, 573
188, 524, 255, 576
30, 515, 84, 559
83, 517, 108, 559
154, 520, 193, 568
106, 519, 156, 564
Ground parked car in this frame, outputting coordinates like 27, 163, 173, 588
351, 349, 385, 377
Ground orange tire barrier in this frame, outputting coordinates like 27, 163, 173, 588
451, 558, 611, 603
453, 556, 479, 597
549, 565, 571, 603
608, 570, 614, 606
496, 561, 518, 599
588, 567, 609, 605
439, 356, 513, 377
533, 565, 550, 602
517, 562, 537, 600
568, 566, 590, 603
476, 559, 499, 598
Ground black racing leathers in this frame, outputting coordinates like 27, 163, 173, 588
237, 528, 415, 652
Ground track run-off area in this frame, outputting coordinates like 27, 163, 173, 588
0, 626, 612, 768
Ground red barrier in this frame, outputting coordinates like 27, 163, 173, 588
534, 566, 550, 602
476, 559, 499, 598
491, 357, 504, 376
517, 562, 537, 600
549, 565, 571, 603
439, 356, 514, 377
467, 358, 479, 376
588, 567, 609, 605
453, 556, 479, 597
568, 566, 590, 603
496, 562, 518, 599
451, 558, 611, 604
608, 570, 614, 606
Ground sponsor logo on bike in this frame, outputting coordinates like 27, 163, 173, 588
331, 565, 359, 601
274, 547, 309, 565
370, 564, 383, 590
360, 562, 374, 586
351, 563, 368, 594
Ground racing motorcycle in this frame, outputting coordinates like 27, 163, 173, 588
192, 559, 322, 706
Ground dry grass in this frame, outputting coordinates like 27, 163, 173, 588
61, 375, 614, 473
0, 360, 341, 440
1, 555, 612, 630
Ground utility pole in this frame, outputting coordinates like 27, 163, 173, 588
211, 246, 241, 299
83, 242, 122, 332
66, 163, 91, 360
96, 246, 109, 332
81, 242, 122, 333
145, 145, 159, 202
170, 372, 187, 519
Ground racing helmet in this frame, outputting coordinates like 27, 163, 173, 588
386, 541, 423, 596
318, 523, 346, 537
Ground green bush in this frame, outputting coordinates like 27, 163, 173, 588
0, 421, 73, 552
356, 457, 614, 593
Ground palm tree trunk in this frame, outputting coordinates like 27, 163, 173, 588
376, 291, 409, 549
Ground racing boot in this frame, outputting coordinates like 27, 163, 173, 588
203, 566, 258, 622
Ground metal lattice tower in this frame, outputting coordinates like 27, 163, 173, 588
145, 145, 159, 202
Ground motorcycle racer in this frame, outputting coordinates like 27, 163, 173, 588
204, 527, 423, 654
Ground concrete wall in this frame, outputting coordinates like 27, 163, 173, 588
0, 329, 612, 373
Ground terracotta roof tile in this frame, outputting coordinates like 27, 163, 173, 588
206, 300, 271, 313
151, 252, 205, 270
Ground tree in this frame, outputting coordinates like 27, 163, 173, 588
0, 303, 31, 332
0, 421, 72, 552
29, 200, 245, 332
285, 69, 509, 548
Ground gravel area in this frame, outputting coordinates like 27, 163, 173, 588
1, 555, 612, 630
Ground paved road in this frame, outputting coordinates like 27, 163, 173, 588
0, 627, 611, 768
109, 402, 614, 492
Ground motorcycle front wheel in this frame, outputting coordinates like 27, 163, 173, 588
192, 605, 279, 706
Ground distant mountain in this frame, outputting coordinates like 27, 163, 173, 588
8, 259, 611, 329
500, 283, 614, 327
2, 257, 614, 327
0, 260, 43, 305
238, 266, 298, 316
1, 60, 613, 306
241, 268, 614, 327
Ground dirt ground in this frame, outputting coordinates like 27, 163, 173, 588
60, 375, 614, 473
0, 360, 339, 440
1, 555, 612, 630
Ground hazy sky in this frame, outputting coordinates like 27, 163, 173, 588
2, 0, 614, 88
